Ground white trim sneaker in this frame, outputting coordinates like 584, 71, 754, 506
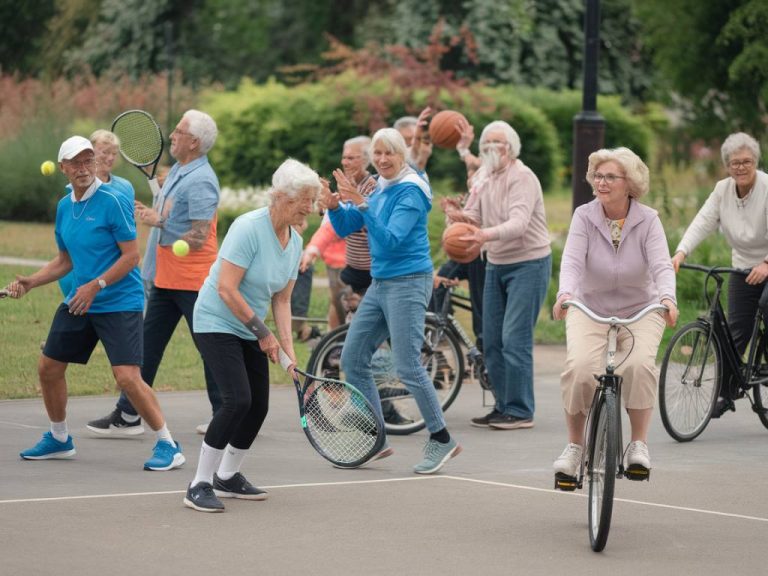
553, 443, 583, 477
626, 441, 650, 470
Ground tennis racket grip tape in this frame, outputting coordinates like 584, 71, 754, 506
279, 349, 294, 371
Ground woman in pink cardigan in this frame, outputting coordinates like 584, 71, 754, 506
552, 147, 678, 481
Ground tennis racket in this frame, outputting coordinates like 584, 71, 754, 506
110, 110, 164, 199
279, 349, 385, 468
0, 288, 8, 298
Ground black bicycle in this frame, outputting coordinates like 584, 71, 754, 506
554, 300, 667, 552
305, 286, 486, 435
658, 263, 768, 442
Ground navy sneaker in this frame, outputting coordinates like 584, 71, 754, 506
144, 440, 185, 471
488, 413, 534, 430
20, 431, 76, 460
87, 408, 144, 436
213, 473, 268, 500
184, 482, 225, 513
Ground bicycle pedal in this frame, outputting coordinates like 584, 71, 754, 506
554, 472, 579, 491
624, 465, 650, 481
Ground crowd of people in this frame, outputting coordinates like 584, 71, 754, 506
3, 104, 763, 513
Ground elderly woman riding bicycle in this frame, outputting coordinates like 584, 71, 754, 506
553, 147, 678, 480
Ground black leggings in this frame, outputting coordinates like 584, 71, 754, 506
727, 275, 768, 356
195, 332, 270, 451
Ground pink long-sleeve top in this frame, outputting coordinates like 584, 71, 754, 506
306, 216, 346, 269
557, 198, 676, 318
463, 159, 551, 265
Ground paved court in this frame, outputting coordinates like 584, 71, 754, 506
1, 345, 767, 575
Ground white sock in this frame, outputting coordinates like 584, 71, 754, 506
216, 444, 248, 481
192, 442, 225, 487
50, 421, 69, 443
121, 412, 140, 423
154, 423, 175, 447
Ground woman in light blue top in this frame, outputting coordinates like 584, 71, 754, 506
326, 127, 462, 475
184, 159, 319, 513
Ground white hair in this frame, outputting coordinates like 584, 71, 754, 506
393, 116, 418, 131
587, 147, 650, 199
344, 136, 372, 167
90, 129, 120, 148
721, 132, 760, 166
370, 128, 407, 161
183, 110, 218, 155
269, 158, 321, 203
479, 121, 522, 159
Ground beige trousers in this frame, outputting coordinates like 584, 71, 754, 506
560, 308, 666, 416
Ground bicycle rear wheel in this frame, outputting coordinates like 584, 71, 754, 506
659, 321, 720, 442
305, 318, 464, 435
752, 328, 768, 430
588, 390, 617, 552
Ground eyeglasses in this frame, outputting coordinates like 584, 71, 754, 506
342, 155, 363, 161
63, 158, 95, 169
728, 159, 755, 170
172, 128, 197, 139
590, 172, 626, 185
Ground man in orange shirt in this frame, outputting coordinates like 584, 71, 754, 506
87, 110, 221, 436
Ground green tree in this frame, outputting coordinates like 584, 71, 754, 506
0, 0, 56, 75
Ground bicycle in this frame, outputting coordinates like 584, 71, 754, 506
658, 263, 768, 442
553, 300, 667, 552
305, 285, 487, 435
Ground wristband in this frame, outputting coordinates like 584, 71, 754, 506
457, 148, 470, 159
245, 314, 271, 339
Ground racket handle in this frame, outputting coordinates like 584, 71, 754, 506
278, 348, 294, 371
0, 289, 8, 298
148, 178, 161, 200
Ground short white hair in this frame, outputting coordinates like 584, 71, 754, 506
393, 116, 418, 131
183, 110, 218, 155
587, 147, 650, 199
270, 158, 321, 202
721, 132, 760, 166
370, 128, 407, 161
344, 136, 372, 167
90, 129, 120, 148
479, 121, 522, 159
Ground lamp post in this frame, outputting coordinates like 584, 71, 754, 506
571, 0, 605, 211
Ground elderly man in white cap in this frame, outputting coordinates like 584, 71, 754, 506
5, 136, 185, 471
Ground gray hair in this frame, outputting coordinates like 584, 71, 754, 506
344, 136, 372, 167
183, 110, 218, 155
270, 158, 321, 203
721, 132, 760, 166
370, 128, 407, 161
393, 116, 418, 131
479, 121, 522, 159
90, 129, 120, 148
587, 147, 650, 199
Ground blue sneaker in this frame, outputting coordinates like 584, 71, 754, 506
144, 440, 185, 471
413, 438, 461, 474
20, 431, 76, 460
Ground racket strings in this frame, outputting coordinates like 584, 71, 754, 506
304, 382, 379, 464
112, 112, 163, 165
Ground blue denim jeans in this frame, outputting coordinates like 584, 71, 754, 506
483, 255, 551, 419
341, 273, 446, 433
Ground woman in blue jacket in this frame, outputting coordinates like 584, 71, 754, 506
326, 127, 461, 474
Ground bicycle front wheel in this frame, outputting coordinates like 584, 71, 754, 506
659, 322, 720, 442
588, 390, 617, 552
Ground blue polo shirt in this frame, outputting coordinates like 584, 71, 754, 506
55, 179, 143, 312
141, 155, 219, 282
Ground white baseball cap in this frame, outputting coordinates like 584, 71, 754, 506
58, 136, 94, 162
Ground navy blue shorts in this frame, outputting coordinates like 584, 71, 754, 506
42, 303, 143, 366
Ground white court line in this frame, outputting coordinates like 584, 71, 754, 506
0, 476, 442, 505
444, 476, 768, 524
2, 474, 767, 525
0, 420, 45, 430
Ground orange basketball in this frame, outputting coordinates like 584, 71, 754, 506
442, 222, 480, 264
428, 110, 467, 149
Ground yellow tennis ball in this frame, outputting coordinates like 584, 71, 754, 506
40, 160, 56, 176
172, 239, 190, 257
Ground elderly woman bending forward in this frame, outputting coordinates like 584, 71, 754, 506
552, 147, 678, 480
183, 159, 319, 513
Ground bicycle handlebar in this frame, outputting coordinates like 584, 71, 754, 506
680, 263, 749, 276
563, 300, 668, 327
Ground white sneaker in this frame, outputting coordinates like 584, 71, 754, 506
626, 441, 650, 469
553, 443, 583, 477
196, 421, 210, 435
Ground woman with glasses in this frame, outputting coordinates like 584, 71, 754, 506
552, 147, 678, 481
672, 132, 767, 417
443, 120, 552, 431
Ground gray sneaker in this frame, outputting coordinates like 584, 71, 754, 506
413, 438, 461, 475
183, 482, 225, 513
213, 473, 268, 500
